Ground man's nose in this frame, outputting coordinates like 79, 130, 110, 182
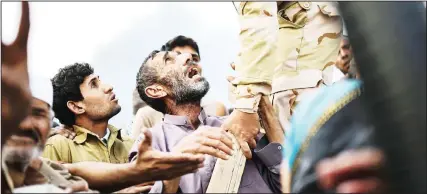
179, 53, 193, 66
18, 115, 34, 132
340, 49, 349, 58
103, 83, 113, 93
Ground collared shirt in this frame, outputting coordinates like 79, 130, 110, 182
42, 124, 134, 164
101, 128, 111, 146
128, 109, 283, 193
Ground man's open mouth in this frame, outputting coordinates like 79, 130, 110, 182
187, 67, 200, 79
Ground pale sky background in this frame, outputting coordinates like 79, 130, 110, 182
2, 2, 240, 132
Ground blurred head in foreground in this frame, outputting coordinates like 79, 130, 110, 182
2, 74, 53, 187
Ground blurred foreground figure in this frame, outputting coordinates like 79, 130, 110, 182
1, 2, 32, 193
281, 78, 385, 193
1, 1, 31, 144
280, 29, 385, 192
2, 74, 90, 193
338, 2, 426, 193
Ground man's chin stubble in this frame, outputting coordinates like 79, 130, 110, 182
109, 106, 122, 118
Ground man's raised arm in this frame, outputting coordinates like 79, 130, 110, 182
223, 2, 280, 159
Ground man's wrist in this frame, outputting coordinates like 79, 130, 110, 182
127, 161, 147, 183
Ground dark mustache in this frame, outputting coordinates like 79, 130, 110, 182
12, 129, 40, 143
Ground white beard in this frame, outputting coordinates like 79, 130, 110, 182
2, 145, 43, 173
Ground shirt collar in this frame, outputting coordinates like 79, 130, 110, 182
101, 128, 111, 146
163, 108, 208, 126
73, 124, 122, 144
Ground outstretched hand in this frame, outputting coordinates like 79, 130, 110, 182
133, 130, 206, 181
172, 126, 234, 160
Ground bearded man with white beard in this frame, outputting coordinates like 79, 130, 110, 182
2, 74, 90, 193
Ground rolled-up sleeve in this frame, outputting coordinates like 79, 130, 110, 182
253, 134, 283, 193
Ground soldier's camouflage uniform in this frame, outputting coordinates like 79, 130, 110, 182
231, 1, 343, 132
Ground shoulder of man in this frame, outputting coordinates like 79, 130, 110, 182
43, 134, 73, 163
45, 133, 73, 146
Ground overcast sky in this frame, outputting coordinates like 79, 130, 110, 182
2, 2, 240, 131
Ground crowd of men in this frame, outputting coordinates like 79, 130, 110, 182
2, 2, 388, 193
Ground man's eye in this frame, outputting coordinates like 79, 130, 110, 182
32, 110, 47, 118
166, 57, 175, 63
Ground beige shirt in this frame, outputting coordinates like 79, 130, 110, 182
42, 125, 134, 164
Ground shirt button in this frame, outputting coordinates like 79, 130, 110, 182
303, 2, 310, 9
278, 146, 282, 150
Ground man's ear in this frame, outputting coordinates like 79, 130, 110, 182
66, 101, 85, 115
145, 85, 167, 99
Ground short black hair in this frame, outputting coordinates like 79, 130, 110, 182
136, 50, 168, 114
51, 63, 94, 126
160, 35, 200, 59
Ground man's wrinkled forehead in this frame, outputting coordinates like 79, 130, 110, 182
148, 51, 178, 67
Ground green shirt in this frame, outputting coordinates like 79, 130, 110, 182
42, 124, 134, 164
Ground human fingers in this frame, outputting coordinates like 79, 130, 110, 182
237, 139, 252, 159
198, 136, 233, 156
316, 149, 384, 189
200, 128, 234, 151
336, 177, 383, 193
155, 151, 205, 164
193, 144, 230, 160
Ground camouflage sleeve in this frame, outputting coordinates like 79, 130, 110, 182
231, 2, 279, 112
